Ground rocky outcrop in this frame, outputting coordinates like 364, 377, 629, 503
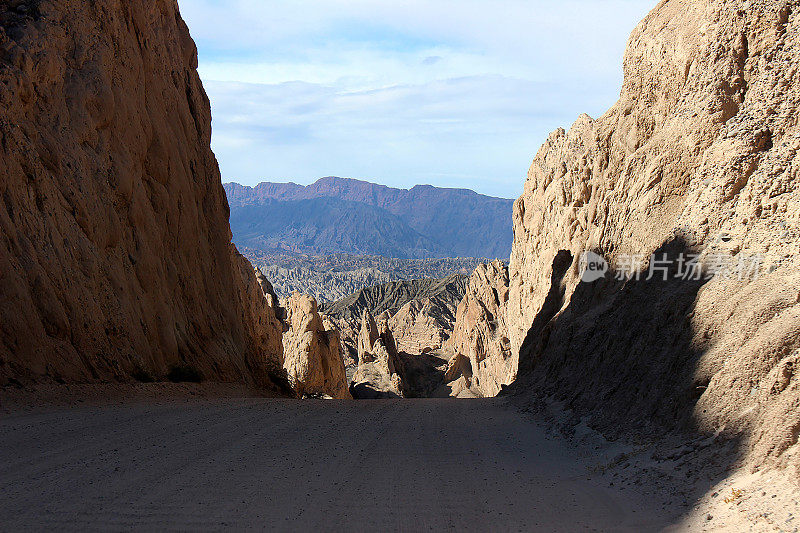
388, 297, 455, 354
507, 0, 800, 469
324, 273, 468, 370
0, 1, 285, 388
448, 261, 513, 397
281, 294, 350, 399
255, 270, 286, 322
350, 310, 405, 398
356, 309, 380, 363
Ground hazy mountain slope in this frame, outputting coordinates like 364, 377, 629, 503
252, 253, 481, 303
228, 197, 445, 258
224, 178, 514, 258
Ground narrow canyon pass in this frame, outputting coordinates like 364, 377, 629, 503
1, 0, 799, 531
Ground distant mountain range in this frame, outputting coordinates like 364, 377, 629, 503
224, 177, 514, 259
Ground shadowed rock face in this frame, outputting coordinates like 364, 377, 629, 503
506, 0, 800, 469
0, 0, 285, 387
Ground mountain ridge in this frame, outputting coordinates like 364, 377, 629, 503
224, 177, 514, 259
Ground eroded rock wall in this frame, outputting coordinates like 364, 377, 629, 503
0, 0, 285, 387
508, 0, 800, 469
388, 297, 455, 354
448, 261, 513, 397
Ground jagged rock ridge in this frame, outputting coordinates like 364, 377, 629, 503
321, 274, 468, 371
321, 274, 467, 323
251, 252, 481, 304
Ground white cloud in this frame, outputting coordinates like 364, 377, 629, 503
178, 0, 657, 197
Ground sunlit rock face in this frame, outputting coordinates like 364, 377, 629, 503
282, 293, 351, 399
448, 261, 514, 397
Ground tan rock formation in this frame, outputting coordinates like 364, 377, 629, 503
375, 313, 398, 358
281, 294, 350, 399
507, 0, 800, 469
0, 1, 286, 388
350, 310, 405, 398
356, 309, 380, 363
388, 297, 454, 354
448, 261, 513, 396
437, 352, 478, 398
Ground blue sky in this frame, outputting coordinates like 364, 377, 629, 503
178, 0, 656, 199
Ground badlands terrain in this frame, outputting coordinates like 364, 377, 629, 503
1, 0, 800, 531
246, 250, 481, 302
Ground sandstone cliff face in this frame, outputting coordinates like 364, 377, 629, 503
281, 294, 350, 399
508, 0, 800, 469
0, 0, 285, 387
448, 261, 513, 397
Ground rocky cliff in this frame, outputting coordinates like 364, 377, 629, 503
448, 261, 513, 397
0, 0, 285, 388
506, 0, 800, 469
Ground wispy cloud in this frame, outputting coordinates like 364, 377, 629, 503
178, 0, 656, 198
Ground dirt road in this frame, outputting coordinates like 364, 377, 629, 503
0, 398, 674, 531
